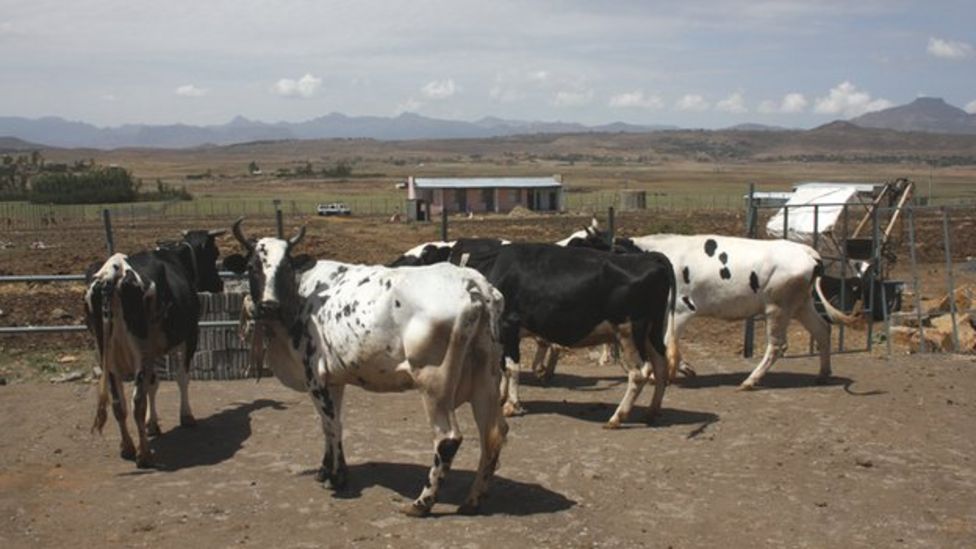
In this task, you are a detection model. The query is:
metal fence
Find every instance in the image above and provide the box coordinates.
[743,189,976,358]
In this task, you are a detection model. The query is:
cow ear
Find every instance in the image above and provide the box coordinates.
[222,254,248,273]
[291,254,315,273]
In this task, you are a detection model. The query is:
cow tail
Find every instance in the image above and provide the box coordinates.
[92,278,116,434]
[812,260,862,325]
[664,256,682,382]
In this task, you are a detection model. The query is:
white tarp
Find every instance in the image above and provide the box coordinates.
[766,185,865,244]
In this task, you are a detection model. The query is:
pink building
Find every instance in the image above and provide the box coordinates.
[405,176,564,220]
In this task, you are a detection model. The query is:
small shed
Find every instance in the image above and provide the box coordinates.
[405,176,564,219]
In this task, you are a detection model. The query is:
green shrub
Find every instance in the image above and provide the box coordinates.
[29,167,139,204]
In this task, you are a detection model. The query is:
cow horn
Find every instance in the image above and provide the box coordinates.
[180,229,189,237]
[590,217,599,229]
[288,225,306,248]
[232,217,254,252]
[208,229,227,237]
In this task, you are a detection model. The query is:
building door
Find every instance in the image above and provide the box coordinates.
[526,189,536,211]
[482,188,494,212]
[455,189,468,213]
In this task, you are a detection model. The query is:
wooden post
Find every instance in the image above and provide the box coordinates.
[102,208,114,256]
[274,199,283,238]
[743,183,756,358]
[440,207,448,241]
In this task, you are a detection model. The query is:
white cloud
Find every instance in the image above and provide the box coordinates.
[715,92,747,113]
[675,94,709,111]
[421,78,456,100]
[927,37,974,59]
[553,89,593,107]
[965,99,976,114]
[608,90,664,109]
[272,73,322,98]
[394,97,422,114]
[814,81,892,117]
[175,84,208,97]
[758,92,808,114]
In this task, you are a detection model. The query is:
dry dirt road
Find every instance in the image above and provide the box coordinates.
[1,350,975,548]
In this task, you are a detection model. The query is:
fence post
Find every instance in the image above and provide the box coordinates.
[102,208,114,256]
[440,208,448,241]
[274,199,283,238]
[607,206,615,245]
[906,205,925,352]
[839,203,848,351]
[811,204,819,354]
[743,183,756,358]
[942,207,960,352]
[866,204,879,351]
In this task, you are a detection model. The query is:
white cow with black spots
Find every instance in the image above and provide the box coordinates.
[560,223,861,389]
[227,219,508,517]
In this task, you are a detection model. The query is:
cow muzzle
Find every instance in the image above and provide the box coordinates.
[255,300,281,319]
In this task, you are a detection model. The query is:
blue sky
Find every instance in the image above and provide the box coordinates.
[1,0,973,128]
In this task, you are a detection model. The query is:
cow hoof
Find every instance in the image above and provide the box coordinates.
[179,414,197,428]
[738,382,756,392]
[315,467,331,484]
[400,503,431,518]
[679,364,698,378]
[502,402,525,417]
[457,501,481,515]
[120,445,137,461]
[603,417,622,430]
[136,455,154,469]
[329,468,349,491]
[146,422,162,437]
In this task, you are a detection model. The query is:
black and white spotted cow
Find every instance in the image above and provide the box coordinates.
[560,223,862,389]
[395,238,679,428]
[228,219,508,517]
[84,229,226,468]
[388,238,510,267]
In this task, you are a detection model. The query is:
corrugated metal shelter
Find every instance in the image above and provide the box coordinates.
[405,176,564,218]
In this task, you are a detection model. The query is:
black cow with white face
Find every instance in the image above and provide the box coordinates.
[398,238,679,428]
[84,229,225,468]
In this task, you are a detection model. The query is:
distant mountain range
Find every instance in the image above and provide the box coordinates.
[850,97,976,135]
[1,97,973,150]
[0,113,677,150]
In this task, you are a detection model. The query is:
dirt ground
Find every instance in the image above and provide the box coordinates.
[2,207,976,547]
[1,350,975,548]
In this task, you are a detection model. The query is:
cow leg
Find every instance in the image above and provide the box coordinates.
[797,299,832,382]
[459,362,509,515]
[145,366,161,437]
[108,372,136,461]
[530,342,548,379]
[643,347,670,424]
[131,366,153,468]
[403,396,463,518]
[313,384,348,490]
[176,340,196,427]
[538,346,560,384]
[501,358,525,416]
[606,336,651,429]
[740,307,790,390]
[670,311,696,379]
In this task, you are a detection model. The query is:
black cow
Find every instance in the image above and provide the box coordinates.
[84,229,225,468]
[402,238,679,428]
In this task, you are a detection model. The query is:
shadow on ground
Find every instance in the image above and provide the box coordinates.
[519,371,624,392]
[144,398,288,472]
[299,462,576,517]
[520,399,719,429]
[677,371,855,390]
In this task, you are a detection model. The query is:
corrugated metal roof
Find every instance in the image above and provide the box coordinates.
[413,177,562,189]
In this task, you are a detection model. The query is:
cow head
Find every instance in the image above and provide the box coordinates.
[388,241,455,267]
[156,229,226,293]
[227,217,308,323]
[557,220,643,254]
[180,229,226,293]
